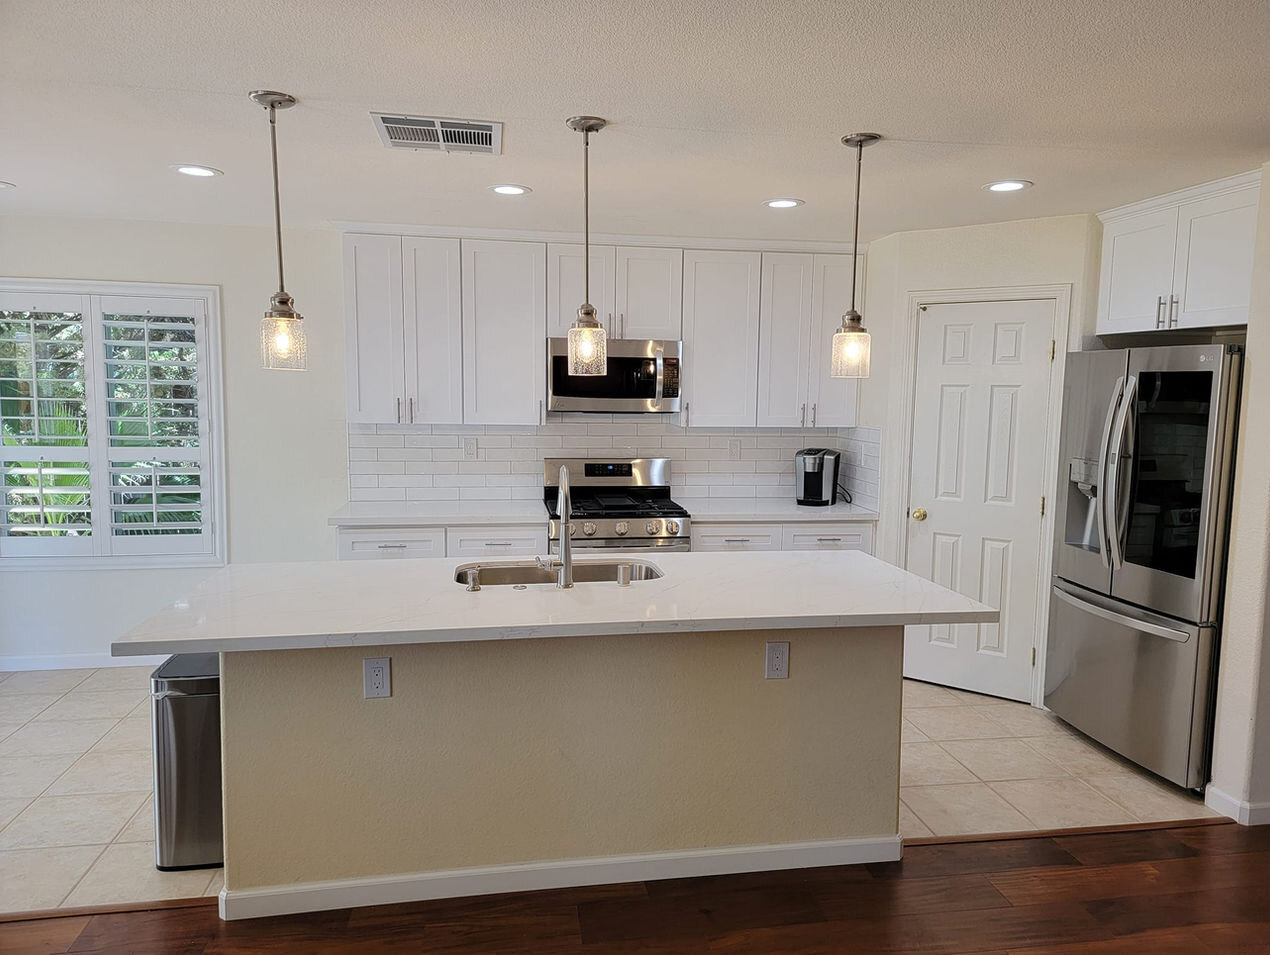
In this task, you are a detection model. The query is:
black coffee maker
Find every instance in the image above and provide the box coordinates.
[794,448,841,506]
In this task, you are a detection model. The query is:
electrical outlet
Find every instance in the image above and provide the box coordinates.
[764,641,789,679]
[728,438,742,460]
[463,437,478,460]
[363,657,391,699]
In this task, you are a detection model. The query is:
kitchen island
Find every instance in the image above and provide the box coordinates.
[113,550,995,920]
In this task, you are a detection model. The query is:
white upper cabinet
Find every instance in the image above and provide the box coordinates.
[343,234,406,424]
[756,253,814,427]
[682,250,762,427]
[403,237,463,424]
[461,239,547,426]
[615,246,683,340]
[546,243,617,338]
[807,253,860,428]
[1097,174,1260,334]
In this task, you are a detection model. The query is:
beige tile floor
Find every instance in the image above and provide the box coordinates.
[0,667,223,913]
[0,668,1219,914]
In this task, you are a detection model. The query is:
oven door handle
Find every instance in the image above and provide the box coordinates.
[654,345,665,402]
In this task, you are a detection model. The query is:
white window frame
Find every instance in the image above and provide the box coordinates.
[1,278,226,570]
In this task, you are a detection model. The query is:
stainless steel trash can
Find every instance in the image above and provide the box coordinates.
[151,653,223,870]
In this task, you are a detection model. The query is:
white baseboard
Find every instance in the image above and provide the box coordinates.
[218,833,902,921]
[0,653,169,672]
[1204,784,1270,826]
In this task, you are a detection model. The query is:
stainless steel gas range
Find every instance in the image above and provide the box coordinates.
[544,457,691,553]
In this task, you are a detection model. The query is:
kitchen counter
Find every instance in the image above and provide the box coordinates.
[111,550,992,657]
[327,498,877,528]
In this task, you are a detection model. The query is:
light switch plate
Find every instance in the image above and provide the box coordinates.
[363,657,391,698]
[765,641,789,679]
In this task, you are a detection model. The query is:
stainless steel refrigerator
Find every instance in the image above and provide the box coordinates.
[1046,343,1241,789]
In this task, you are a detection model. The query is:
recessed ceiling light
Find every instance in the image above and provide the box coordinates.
[491,184,531,196]
[171,164,223,178]
[984,179,1033,193]
[765,198,804,208]
[0,181,15,189]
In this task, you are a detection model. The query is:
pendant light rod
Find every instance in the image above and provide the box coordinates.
[566,116,607,308]
[249,90,298,297]
[840,133,881,315]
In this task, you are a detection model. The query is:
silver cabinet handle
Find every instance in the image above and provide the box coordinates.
[1169,295,1179,328]
[483,541,512,547]
[1052,585,1189,643]
[1155,296,1165,329]
[723,538,751,543]
[408,397,415,423]
[811,403,817,428]
[539,398,545,424]
[817,537,843,543]
[607,313,615,337]
[683,401,690,427]
[377,543,409,550]
[619,312,625,338]
[800,403,806,427]
[395,397,402,423]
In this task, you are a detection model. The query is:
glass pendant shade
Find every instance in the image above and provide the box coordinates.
[567,305,607,376]
[261,293,308,371]
[831,313,871,378]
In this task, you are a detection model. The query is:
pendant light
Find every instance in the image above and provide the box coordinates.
[565,116,608,376]
[250,90,308,372]
[831,132,881,378]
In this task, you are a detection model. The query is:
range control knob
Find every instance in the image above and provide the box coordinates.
[646,520,662,535]
[582,521,597,537]
[666,520,681,535]
[567,522,577,537]
[615,521,630,536]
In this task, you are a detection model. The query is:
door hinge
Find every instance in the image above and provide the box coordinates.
[1031,647,1037,666]
[1040,496,1046,517]
[1049,339,1056,361]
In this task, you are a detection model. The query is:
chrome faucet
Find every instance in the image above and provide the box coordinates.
[536,464,574,588]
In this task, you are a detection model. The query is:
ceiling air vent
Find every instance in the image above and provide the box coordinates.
[370,113,503,155]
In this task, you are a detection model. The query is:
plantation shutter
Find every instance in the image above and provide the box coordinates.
[0,292,94,558]
[95,296,212,556]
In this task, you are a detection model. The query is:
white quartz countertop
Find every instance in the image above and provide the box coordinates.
[328,499,877,528]
[112,550,995,657]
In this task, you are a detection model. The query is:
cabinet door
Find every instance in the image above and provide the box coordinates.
[615,246,683,339]
[781,522,874,553]
[1171,186,1259,329]
[338,527,446,560]
[808,253,861,427]
[1096,209,1178,334]
[756,253,814,427]
[691,523,782,551]
[682,250,762,428]
[446,525,548,558]
[343,234,405,423]
[403,237,463,424]
[461,240,547,425]
[546,244,617,338]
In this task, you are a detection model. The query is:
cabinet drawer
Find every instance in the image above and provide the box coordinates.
[339,528,445,560]
[691,523,782,552]
[782,522,874,553]
[446,525,547,558]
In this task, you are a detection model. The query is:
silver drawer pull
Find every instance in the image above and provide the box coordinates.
[816,537,843,543]
[483,541,513,547]
[377,543,409,550]
[723,538,751,543]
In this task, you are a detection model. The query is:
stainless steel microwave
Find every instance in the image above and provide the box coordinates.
[546,338,682,413]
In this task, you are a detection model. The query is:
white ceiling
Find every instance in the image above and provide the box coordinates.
[2,0,1268,242]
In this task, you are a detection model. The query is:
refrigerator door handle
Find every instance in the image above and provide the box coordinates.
[1052,585,1190,643]
[1095,376,1124,569]
[1104,375,1137,570]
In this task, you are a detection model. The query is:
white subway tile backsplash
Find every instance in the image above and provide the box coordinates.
[345,420,882,507]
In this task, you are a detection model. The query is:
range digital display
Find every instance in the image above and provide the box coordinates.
[585,462,633,477]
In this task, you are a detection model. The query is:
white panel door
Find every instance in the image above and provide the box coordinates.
[461,239,546,426]
[343,234,405,423]
[615,246,683,340]
[1172,186,1259,329]
[808,253,861,428]
[681,250,762,428]
[756,253,814,428]
[1096,209,1178,334]
[403,237,463,424]
[904,299,1055,702]
[546,243,617,338]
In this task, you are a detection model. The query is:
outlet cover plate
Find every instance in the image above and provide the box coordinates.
[765,641,789,679]
[363,657,391,698]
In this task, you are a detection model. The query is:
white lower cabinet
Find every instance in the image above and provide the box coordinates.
[691,524,783,552]
[446,526,548,558]
[781,522,874,552]
[338,528,446,560]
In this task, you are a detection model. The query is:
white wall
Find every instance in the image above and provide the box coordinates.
[1209,160,1270,823]
[859,214,1103,563]
[0,215,347,668]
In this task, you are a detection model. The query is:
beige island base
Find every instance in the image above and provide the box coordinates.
[112,550,996,920]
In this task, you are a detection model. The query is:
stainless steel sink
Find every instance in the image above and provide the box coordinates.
[454,558,663,588]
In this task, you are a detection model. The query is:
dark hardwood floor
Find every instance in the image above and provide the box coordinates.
[4,823,1270,953]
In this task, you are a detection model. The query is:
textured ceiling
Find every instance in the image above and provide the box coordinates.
[1,0,1268,241]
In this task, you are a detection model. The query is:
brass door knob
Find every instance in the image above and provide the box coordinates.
[912,507,928,522]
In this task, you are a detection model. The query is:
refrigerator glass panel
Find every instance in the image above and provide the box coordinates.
[1122,370,1212,580]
